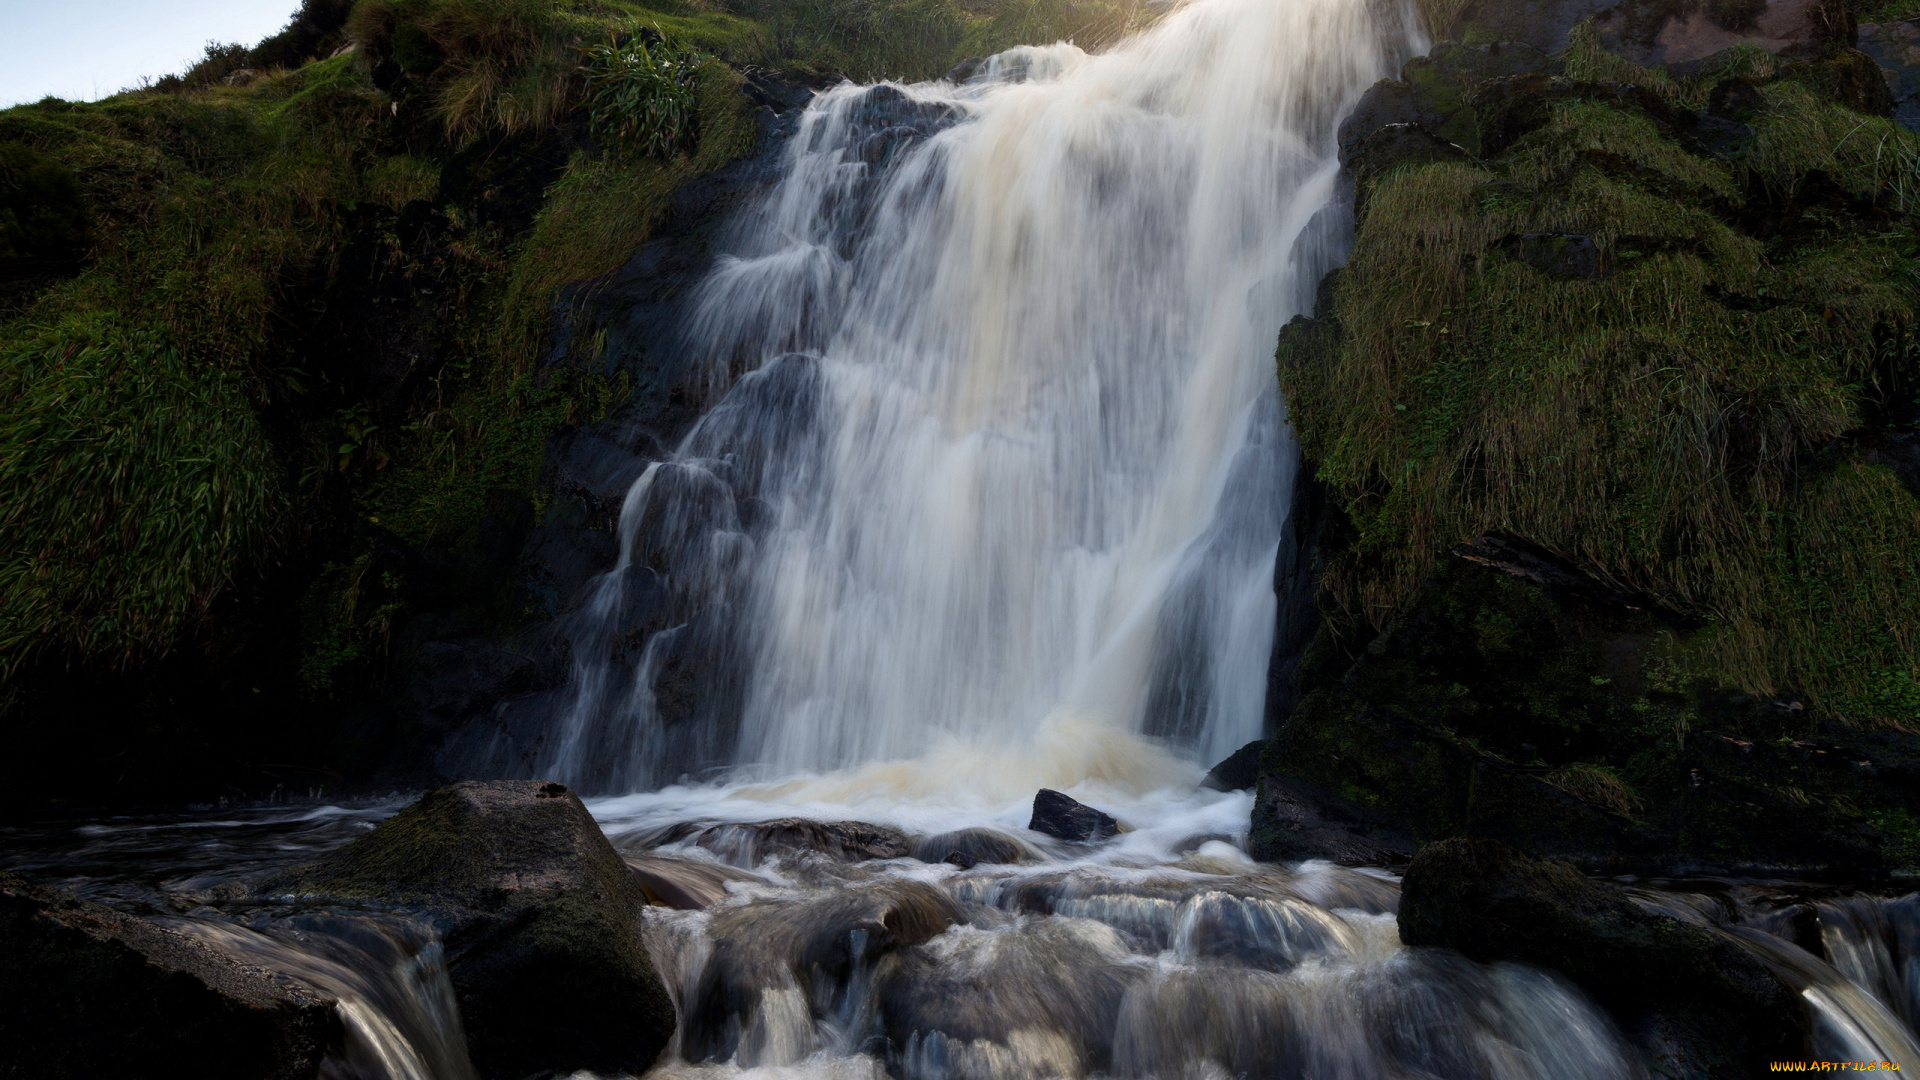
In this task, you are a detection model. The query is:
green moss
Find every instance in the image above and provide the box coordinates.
[1282,74,1920,722]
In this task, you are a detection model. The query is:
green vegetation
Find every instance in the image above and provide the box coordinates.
[1281,38,1920,727]
[0,0,1151,713]
[0,321,282,679]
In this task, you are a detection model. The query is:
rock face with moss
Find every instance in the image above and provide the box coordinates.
[265,779,672,1079]
[1261,0,1920,875]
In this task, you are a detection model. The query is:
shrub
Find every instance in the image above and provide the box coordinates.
[581,31,703,159]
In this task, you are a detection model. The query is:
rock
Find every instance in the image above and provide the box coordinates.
[0,872,338,1079]
[1252,532,1920,877]
[1398,837,1810,1076]
[625,853,762,909]
[263,780,674,1080]
[1248,770,1416,867]
[661,817,914,866]
[1500,232,1604,279]
[911,827,1038,867]
[685,880,961,1062]
[1029,789,1119,843]
[1201,739,1270,792]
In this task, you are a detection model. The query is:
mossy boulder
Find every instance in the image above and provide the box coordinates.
[0,872,338,1079]
[1399,837,1809,1077]
[263,780,674,1080]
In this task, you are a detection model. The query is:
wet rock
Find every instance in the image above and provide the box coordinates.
[1399,837,1810,1076]
[877,916,1141,1080]
[1029,789,1119,844]
[0,872,338,1079]
[624,853,761,909]
[687,880,961,1063]
[263,780,674,1080]
[1201,739,1270,792]
[661,817,914,866]
[912,827,1038,867]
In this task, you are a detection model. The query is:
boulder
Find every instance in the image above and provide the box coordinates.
[263,780,674,1080]
[1200,739,1270,792]
[0,872,338,1080]
[1399,837,1810,1076]
[1029,789,1119,844]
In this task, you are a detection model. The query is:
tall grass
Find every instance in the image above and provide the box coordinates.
[0,321,284,677]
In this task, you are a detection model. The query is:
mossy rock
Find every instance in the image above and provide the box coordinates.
[264,780,674,1080]
[1254,538,1920,876]
[1399,837,1809,1077]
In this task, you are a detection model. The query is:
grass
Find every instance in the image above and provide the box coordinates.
[1281,76,1920,723]
[0,319,284,678]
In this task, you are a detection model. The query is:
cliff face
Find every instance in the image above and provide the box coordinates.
[1261,0,1920,877]
[0,0,1157,814]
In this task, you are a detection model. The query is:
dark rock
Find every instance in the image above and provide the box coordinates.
[912,827,1037,867]
[1249,769,1416,867]
[1029,789,1119,843]
[406,640,539,741]
[1399,837,1810,1076]
[0,872,338,1080]
[1347,123,1471,192]
[661,817,914,866]
[944,56,988,83]
[1201,739,1271,792]
[263,780,674,1080]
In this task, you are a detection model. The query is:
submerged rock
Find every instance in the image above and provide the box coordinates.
[0,872,338,1079]
[263,780,673,1080]
[912,827,1039,868]
[1399,837,1809,1076]
[1029,789,1120,844]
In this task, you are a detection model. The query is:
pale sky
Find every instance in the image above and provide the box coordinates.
[0,1,302,108]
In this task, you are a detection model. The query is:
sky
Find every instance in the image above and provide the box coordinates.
[0,1,302,108]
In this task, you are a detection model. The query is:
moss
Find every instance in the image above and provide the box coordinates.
[1282,67,1920,724]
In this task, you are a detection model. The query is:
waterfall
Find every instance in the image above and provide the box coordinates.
[543,0,1410,795]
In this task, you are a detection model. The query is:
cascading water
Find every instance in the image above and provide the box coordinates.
[542,0,1405,796]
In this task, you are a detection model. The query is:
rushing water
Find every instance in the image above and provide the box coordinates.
[538,0,1408,795]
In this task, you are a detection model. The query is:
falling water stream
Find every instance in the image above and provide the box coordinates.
[6,0,1920,1075]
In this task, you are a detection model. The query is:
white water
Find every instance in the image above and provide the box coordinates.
[542,0,1410,797]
